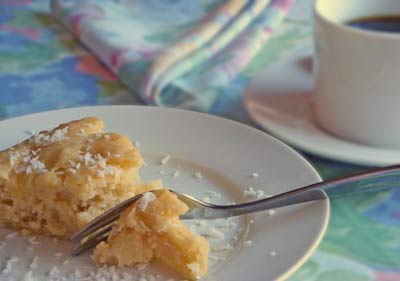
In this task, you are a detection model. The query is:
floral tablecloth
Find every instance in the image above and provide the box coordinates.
[0,0,399,280]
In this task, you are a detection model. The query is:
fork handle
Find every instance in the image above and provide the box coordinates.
[183,164,400,219]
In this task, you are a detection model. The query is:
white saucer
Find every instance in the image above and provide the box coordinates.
[244,50,400,167]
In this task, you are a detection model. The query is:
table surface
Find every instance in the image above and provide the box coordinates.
[1,1,399,280]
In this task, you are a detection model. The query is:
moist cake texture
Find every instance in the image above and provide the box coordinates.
[0,117,143,237]
[92,187,209,280]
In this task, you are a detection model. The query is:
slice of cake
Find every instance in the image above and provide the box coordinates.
[92,188,209,280]
[0,117,143,237]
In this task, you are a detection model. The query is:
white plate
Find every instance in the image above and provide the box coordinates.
[244,50,400,167]
[0,105,329,281]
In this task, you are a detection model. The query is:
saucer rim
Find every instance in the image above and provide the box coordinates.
[244,55,400,167]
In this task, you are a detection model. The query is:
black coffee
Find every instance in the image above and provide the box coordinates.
[347,15,400,33]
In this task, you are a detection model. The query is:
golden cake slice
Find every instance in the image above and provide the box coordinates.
[0,117,143,237]
[92,188,210,280]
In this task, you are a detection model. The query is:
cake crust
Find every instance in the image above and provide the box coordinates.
[0,117,143,237]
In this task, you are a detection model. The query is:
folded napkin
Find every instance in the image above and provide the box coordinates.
[51,0,292,112]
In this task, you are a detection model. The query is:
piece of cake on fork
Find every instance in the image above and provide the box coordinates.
[92,187,210,280]
[0,117,143,237]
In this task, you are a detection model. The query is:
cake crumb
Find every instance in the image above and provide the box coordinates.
[251,172,259,178]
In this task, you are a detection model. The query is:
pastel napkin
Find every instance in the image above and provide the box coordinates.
[51,0,293,112]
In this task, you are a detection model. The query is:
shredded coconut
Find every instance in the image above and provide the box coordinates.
[243,186,257,198]
[5,231,18,239]
[77,152,121,179]
[205,226,225,239]
[268,251,277,257]
[25,129,36,136]
[172,170,180,178]
[211,243,234,252]
[76,128,87,137]
[266,209,276,217]
[205,190,221,199]
[251,172,259,178]
[160,155,171,165]
[243,186,266,199]
[243,240,253,248]
[13,150,48,175]
[135,263,148,271]
[22,271,34,281]
[68,168,77,174]
[138,192,156,212]
[209,255,220,261]
[2,256,18,274]
[229,221,237,228]
[28,236,39,245]
[29,256,38,269]
[48,266,60,277]
[74,269,82,278]
[187,262,201,278]
[31,126,68,146]
[9,151,20,166]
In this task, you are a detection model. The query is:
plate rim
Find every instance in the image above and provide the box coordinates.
[0,105,329,280]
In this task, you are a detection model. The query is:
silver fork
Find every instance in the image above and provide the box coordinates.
[71,164,400,255]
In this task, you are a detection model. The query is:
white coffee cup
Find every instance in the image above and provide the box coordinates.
[313,0,400,149]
